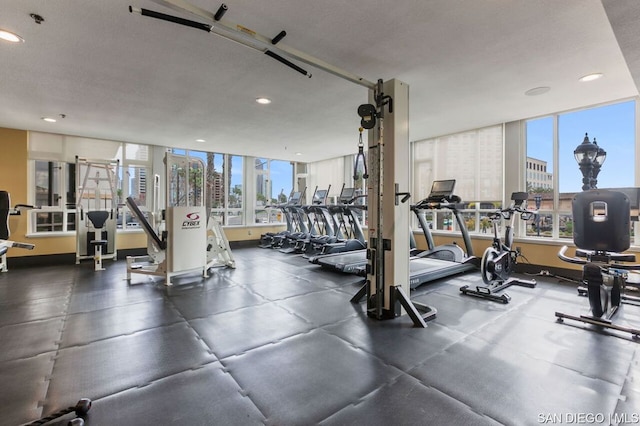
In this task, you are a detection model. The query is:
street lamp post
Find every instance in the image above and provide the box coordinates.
[573,133,606,191]
[533,194,542,237]
[590,138,607,189]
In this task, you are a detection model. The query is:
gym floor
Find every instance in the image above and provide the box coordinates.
[2,247,640,426]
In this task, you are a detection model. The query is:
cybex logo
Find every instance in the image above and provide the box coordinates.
[182,212,201,229]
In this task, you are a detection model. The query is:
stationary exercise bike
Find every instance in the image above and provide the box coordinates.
[460,192,536,303]
[557,189,640,339]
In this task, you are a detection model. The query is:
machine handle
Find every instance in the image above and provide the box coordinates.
[557,245,587,265]
[394,183,410,205]
[558,245,640,269]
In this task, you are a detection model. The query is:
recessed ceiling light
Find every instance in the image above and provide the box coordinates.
[295,152,302,156]
[256,97,271,105]
[578,73,604,82]
[195,139,206,143]
[0,29,24,43]
[524,86,551,96]
[42,117,57,123]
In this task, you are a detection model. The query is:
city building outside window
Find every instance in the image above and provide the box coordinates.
[255,158,293,224]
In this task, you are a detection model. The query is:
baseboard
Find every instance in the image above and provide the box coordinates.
[5,245,585,283]
[5,248,149,269]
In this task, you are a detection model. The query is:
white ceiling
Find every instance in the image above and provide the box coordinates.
[0,0,638,162]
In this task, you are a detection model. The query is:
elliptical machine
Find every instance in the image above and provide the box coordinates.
[460,192,537,303]
[557,189,640,339]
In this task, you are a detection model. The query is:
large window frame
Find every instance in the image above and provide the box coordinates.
[523,98,638,244]
[31,160,76,233]
[27,134,153,235]
[206,152,244,226]
[28,137,298,235]
[119,144,153,231]
[411,124,504,235]
[254,158,294,224]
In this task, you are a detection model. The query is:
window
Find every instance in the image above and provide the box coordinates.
[32,160,75,232]
[269,160,293,204]
[308,156,347,204]
[26,133,300,233]
[412,125,503,234]
[254,158,293,224]
[119,144,152,230]
[525,99,636,240]
[254,158,270,224]
[207,153,244,226]
[227,155,244,225]
[525,116,554,238]
[167,152,205,207]
[28,133,153,234]
[120,164,150,229]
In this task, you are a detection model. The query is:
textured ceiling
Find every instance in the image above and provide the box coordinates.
[0,0,638,162]
[603,0,640,94]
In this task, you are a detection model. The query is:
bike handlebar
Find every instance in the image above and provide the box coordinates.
[489,206,537,221]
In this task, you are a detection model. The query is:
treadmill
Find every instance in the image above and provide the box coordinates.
[308,187,367,270]
[312,230,417,275]
[409,179,478,289]
[313,247,367,274]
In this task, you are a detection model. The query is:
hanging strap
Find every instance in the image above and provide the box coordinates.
[353,127,369,181]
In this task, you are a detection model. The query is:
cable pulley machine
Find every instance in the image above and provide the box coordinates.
[130,0,433,326]
[350,80,433,327]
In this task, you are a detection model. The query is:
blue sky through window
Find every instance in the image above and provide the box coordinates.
[527,100,635,193]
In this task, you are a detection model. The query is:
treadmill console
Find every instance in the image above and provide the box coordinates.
[414,179,461,209]
[314,190,328,204]
[339,188,356,204]
[289,192,302,205]
[428,179,456,200]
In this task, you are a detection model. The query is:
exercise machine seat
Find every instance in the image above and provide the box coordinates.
[86,211,110,231]
[85,210,111,271]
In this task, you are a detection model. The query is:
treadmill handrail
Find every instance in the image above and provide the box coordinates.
[410,195,474,257]
[412,197,462,211]
[126,197,166,250]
